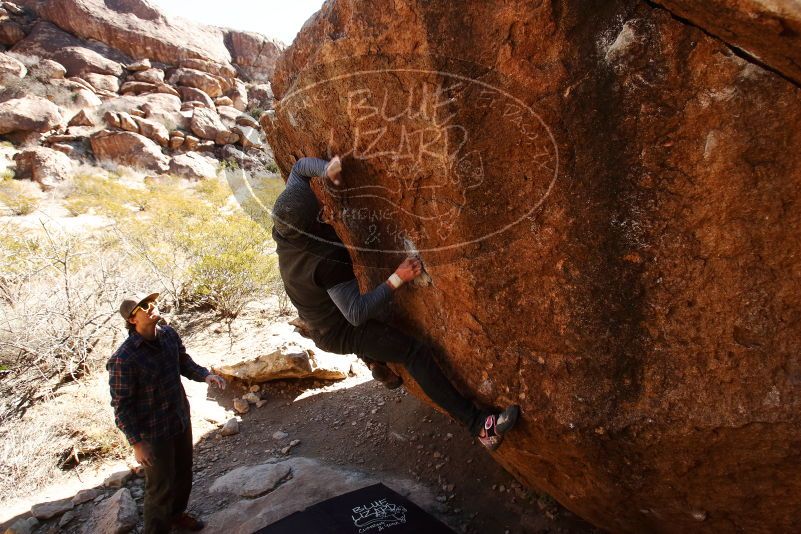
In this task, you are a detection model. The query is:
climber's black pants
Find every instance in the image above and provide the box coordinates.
[317,320,488,436]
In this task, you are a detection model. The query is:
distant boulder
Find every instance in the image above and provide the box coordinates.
[214,344,350,383]
[90,130,169,173]
[169,152,218,181]
[29,58,67,80]
[67,109,95,127]
[0,96,62,134]
[36,0,235,71]
[225,30,283,83]
[190,107,228,141]
[169,67,224,98]
[178,86,214,109]
[125,58,151,72]
[131,67,164,84]
[132,115,169,146]
[83,72,120,93]
[13,146,74,190]
[0,52,26,79]
[0,19,26,46]
[12,22,126,77]
[179,57,236,78]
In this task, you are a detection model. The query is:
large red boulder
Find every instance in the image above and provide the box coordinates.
[653,0,801,85]
[264,0,801,532]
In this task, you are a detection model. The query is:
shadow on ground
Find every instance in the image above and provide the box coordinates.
[2,372,600,534]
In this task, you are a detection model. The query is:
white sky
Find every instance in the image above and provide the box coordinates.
[149,0,325,45]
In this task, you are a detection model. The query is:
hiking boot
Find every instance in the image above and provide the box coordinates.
[172,513,205,531]
[369,362,403,390]
[478,405,520,451]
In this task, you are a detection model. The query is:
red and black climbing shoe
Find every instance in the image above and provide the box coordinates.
[478,405,520,451]
[369,362,403,390]
[172,513,205,531]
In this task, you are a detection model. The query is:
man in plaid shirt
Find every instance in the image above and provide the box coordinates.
[108,292,226,533]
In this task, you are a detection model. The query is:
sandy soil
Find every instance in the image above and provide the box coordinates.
[1,308,599,533]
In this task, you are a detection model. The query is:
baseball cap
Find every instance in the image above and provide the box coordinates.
[119,292,160,319]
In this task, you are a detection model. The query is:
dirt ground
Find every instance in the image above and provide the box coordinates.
[186,370,599,534]
[1,307,600,534]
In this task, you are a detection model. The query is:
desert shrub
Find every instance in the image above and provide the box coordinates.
[193,176,231,207]
[0,231,42,305]
[0,225,154,422]
[264,160,280,174]
[0,374,127,507]
[65,173,146,217]
[0,179,40,215]
[247,106,266,119]
[116,176,280,318]
[180,214,278,318]
[217,158,240,174]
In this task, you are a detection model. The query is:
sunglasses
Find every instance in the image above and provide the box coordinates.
[132,300,156,316]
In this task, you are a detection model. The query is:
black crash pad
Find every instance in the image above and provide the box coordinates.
[254,483,456,534]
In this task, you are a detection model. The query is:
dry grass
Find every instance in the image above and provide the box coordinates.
[0,166,288,504]
[0,373,128,507]
[0,179,41,216]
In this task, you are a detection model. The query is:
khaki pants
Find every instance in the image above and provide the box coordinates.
[143,424,193,534]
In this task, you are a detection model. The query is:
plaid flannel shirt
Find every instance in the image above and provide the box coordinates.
[107,324,209,445]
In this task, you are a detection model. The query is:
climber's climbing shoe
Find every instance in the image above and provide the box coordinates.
[369,362,403,390]
[478,405,520,451]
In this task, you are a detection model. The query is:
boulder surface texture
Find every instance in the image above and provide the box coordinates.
[265,0,801,532]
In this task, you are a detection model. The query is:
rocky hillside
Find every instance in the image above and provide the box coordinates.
[0,0,281,186]
[265,0,801,532]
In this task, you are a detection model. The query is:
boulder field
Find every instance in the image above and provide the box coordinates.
[264,0,801,531]
[0,0,278,181]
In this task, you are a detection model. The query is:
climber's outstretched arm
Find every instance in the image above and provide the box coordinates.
[324,257,423,325]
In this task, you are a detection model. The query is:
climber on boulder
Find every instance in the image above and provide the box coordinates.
[270,155,520,450]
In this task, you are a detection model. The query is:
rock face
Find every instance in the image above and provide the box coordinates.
[210,462,292,498]
[0,52,26,78]
[14,0,284,83]
[265,0,801,532]
[189,107,228,141]
[204,457,440,534]
[168,67,224,97]
[0,0,281,194]
[653,0,801,85]
[12,21,127,77]
[169,152,218,180]
[30,497,74,520]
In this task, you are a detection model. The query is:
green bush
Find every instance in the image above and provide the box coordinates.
[247,106,266,120]
[264,160,279,174]
[194,176,232,208]
[114,175,279,318]
[178,211,276,318]
[65,173,146,217]
[0,180,40,215]
[64,171,282,319]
